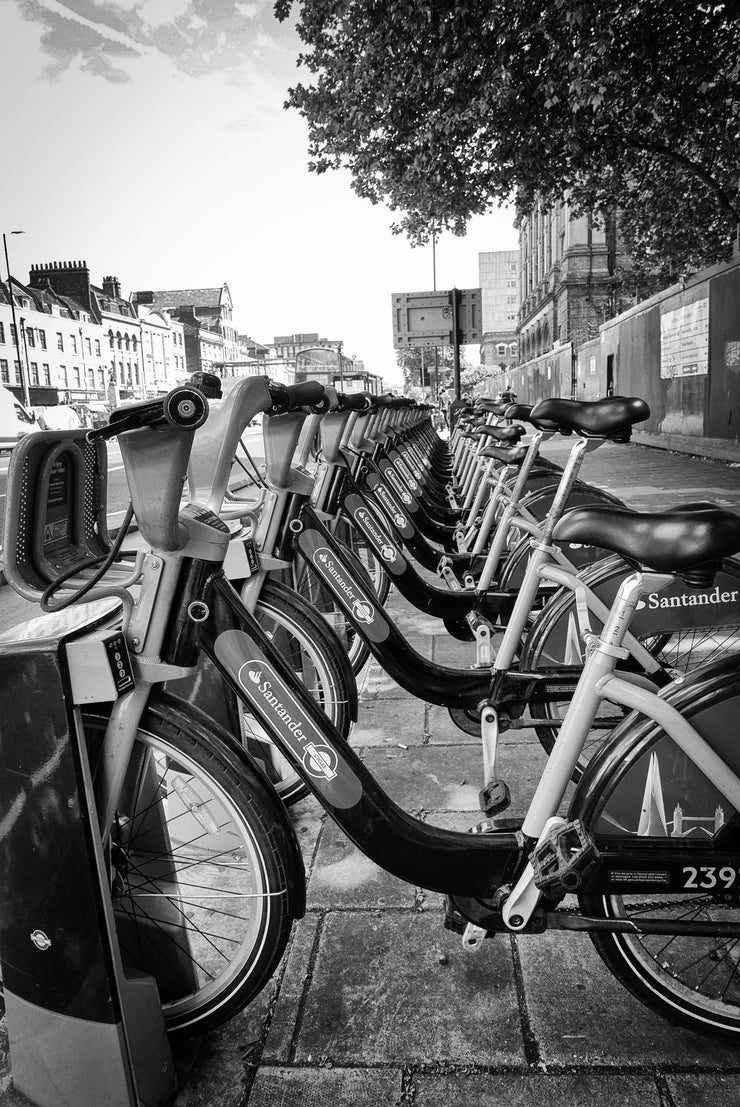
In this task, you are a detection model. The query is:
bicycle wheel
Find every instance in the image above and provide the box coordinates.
[581,891,740,1038]
[245,579,355,804]
[85,695,299,1037]
[522,556,740,776]
[577,668,740,1039]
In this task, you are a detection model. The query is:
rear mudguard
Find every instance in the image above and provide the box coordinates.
[570,656,740,897]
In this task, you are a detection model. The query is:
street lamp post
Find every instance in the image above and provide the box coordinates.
[2,231,31,407]
[337,340,344,390]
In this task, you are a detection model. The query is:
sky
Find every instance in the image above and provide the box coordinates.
[0,0,518,385]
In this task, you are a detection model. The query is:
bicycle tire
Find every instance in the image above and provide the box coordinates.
[245,578,355,804]
[85,695,300,1037]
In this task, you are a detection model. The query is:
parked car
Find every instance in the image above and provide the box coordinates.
[34,404,83,431]
[0,386,40,453]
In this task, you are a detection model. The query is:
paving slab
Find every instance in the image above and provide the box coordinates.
[351,698,428,747]
[516,930,740,1067]
[361,743,482,812]
[306,817,415,910]
[412,1071,663,1106]
[285,913,526,1067]
[667,1073,740,1106]
[249,1065,403,1107]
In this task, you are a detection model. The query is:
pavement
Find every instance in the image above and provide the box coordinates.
[4,438,740,1106]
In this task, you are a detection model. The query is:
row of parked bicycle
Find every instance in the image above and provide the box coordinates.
[3,376,740,1046]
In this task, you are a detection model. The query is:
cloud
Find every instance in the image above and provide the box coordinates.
[13,0,294,84]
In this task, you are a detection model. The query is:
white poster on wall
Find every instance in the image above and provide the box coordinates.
[660,298,709,379]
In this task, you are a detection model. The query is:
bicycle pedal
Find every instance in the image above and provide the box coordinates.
[531,819,600,898]
[439,561,463,591]
[465,611,495,665]
[479,779,511,816]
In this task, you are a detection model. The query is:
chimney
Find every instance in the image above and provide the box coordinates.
[102,275,122,299]
[28,259,92,314]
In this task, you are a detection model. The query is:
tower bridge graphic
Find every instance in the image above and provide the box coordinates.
[600,751,727,838]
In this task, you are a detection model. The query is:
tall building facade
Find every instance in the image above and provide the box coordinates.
[478,250,519,374]
[518,201,624,361]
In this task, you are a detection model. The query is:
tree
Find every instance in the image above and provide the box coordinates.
[274,0,740,274]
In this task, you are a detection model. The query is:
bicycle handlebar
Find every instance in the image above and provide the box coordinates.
[90,386,209,441]
[337,391,372,412]
[268,379,327,414]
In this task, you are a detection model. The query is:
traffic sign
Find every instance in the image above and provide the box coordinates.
[391,288,481,348]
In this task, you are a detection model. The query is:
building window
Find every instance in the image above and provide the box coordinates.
[497,343,507,357]
[42,363,51,385]
[57,332,64,351]
[88,368,95,388]
[589,356,596,376]
[0,359,8,383]
[73,366,81,388]
[26,328,35,347]
[13,360,20,381]
[509,262,517,271]
[509,343,517,357]
[10,324,16,343]
[39,329,46,350]
[70,335,77,354]
[98,369,105,390]
[60,365,68,387]
[108,329,114,349]
[30,361,39,385]
[95,339,101,356]
[0,322,4,343]
[507,279,517,288]
[86,338,92,356]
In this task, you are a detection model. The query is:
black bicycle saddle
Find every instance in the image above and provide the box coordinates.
[530,396,650,441]
[480,444,529,464]
[553,505,740,581]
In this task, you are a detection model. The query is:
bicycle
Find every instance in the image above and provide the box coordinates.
[61,383,740,1040]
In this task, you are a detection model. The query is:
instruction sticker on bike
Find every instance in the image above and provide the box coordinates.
[297,529,391,644]
[344,493,405,575]
[365,474,414,538]
[379,460,417,511]
[214,630,363,809]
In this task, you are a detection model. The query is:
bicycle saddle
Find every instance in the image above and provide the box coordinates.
[530,396,650,440]
[476,399,509,415]
[473,424,525,443]
[505,403,561,433]
[480,444,529,464]
[553,505,740,583]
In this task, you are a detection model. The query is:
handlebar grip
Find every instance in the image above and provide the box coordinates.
[285,380,327,410]
[337,391,371,412]
[268,379,328,414]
